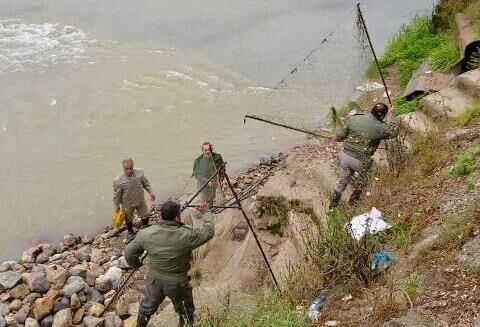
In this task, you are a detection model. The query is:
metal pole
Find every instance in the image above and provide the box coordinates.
[244,115,331,139]
[223,172,281,292]
[185,204,240,209]
[356,3,392,105]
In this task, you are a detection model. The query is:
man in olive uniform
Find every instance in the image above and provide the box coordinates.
[192,142,225,205]
[113,158,156,242]
[125,201,214,327]
[329,103,396,209]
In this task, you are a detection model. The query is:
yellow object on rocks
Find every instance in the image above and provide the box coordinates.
[112,209,125,229]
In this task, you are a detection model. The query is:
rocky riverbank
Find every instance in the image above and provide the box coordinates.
[0,153,287,327]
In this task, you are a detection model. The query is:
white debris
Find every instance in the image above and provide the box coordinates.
[345,207,391,240]
[355,82,384,92]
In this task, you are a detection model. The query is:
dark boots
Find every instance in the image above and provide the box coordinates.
[136,311,151,327]
[126,222,135,243]
[329,191,342,210]
[348,189,362,205]
[141,218,149,229]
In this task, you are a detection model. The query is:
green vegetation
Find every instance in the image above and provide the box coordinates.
[448,145,480,176]
[283,208,382,303]
[412,132,452,176]
[401,275,421,301]
[455,103,480,126]
[366,14,459,88]
[439,205,476,246]
[429,39,460,71]
[198,296,310,327]
[393,95,425,115]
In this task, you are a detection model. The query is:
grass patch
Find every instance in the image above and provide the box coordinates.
[448,145,480,176]
[429,39,460,71]
[198,296,310,327]
[283,208,382,303]
[401,275,421,301]
[412,132,452,176]
[393,95,425,115]
[365,14,458,88]
[438,205,477,246]
[455,103,480,126]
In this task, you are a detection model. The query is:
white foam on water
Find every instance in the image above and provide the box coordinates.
[0,20,88,72]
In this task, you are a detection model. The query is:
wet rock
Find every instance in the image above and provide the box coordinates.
[0,317,5,327]
[0,302,10,316]
[61,276,86,297]
[0,292,11,302]
[22,247,42,264]
[88,303,105,317]
[52,308,71,327]
[102,291,115,307]
[53,297,70,313]
[45,265,68,289]
[25,318,41,327]
[104,313,122,327]
[13,306,29,324]
[9,283,30,299]
[122,316,136,327]
[84,316,104,327]
[23,272,50,293]
[40,315,53,327]
[78,292,87,304]
[127,302,139,316]
[31,289,59,320]
[87,289,104,304]
[75,246,92,262]
[90,250,104,265]
[70,293,81,310]
[10,264,26,274]
[0,271,23,289]
[81,235,95,245]
[103,267,122,288]
[116,257,129,270]
[94,276,112,294]
[24,293,42,305]
[36,245,57,264]
[0,262,12,273]
[9,299,22,311]
[63,234,78,248]
[70,264,88,278]
[72,307,85,325]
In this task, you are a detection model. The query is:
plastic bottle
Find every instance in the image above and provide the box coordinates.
[307,294,327,321]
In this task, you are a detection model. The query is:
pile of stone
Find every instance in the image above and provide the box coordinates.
[0,228,140,327]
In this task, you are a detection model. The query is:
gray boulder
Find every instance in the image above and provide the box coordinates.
[0,271,22,289]
[52,308,72,327]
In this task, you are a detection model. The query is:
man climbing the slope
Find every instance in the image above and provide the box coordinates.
[125,201,214,327]
[113,158,156,242]
[192,141,225,205]
[329,103,397,209]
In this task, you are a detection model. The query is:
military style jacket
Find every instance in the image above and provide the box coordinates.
[124,212,214,283]
[336,112,396,160]
[113,169,152,209]
[192,152,225,183]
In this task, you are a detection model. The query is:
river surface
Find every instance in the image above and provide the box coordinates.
[0,0,433,260]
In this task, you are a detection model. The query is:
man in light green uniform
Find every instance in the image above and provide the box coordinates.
[192,142,225,205]
[125,201,214,327]
[329,103,397,209]
[113,158,156,242]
